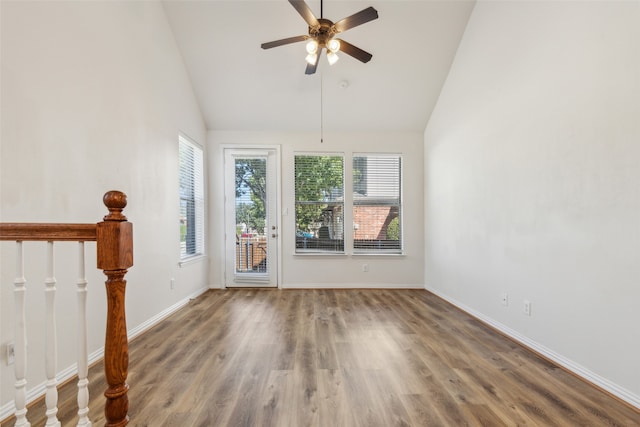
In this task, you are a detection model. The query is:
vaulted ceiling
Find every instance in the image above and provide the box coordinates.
[163,0,476,132]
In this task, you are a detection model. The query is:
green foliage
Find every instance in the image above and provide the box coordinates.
[294,155,343,200]
[235,158,267,234]
[180,223,187,243]
[386,217,400,240]
[294,155,344,232]
[235,159,266,203]
[236,202,265,233]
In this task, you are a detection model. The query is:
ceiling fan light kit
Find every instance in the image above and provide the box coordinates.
[261,0,378,75]
[326,51,339,65]
[305,53,318,66]
[306,40,318,54]
[327,39,340,53]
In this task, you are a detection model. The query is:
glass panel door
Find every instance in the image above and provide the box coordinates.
[224,149,278,287]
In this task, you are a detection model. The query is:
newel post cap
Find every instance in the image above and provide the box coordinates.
[97,190,133,271]
[103,191,128,221]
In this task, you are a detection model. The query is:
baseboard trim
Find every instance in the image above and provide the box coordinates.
[0,286,210,423]
[211,282,424,290]
[425,286,640,411]
[127,287,209,342]
[282,283,424,289]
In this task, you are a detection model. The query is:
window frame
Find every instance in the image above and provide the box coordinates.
[352,153,403,255]
[179,134,205,262]
[294,153,345,254]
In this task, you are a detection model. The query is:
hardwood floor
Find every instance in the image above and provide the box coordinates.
[4,289,639,426]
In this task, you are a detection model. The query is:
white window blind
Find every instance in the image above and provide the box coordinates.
[353,154,402,253]
[294,154,344,253]
[179,135,205,260]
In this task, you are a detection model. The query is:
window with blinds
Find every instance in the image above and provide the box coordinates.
[294,154,345,253]
[353,154,402,253]
[179,135,205,260]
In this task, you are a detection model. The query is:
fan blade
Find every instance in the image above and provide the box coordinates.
[335,39,373,63]
[305,50,321,75]
[305,61,318,75]
[289,0,319,27]
[333,6,378,33]
[261,35,309,50]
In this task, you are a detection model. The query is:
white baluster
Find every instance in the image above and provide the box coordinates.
[44,241,61,427]
[76,242,92,427]
[14,241,31,427]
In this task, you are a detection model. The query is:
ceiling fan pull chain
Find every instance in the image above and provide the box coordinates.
[320,72,324,143]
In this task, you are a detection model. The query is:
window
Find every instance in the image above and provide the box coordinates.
[294,154,344,253]
[179,135,205,260]
[353,154,402,253]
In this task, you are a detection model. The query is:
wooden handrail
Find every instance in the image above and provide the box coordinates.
[0,190,132,426]
[0,223,97,241]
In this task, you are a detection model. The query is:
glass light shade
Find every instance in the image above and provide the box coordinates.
[305,53,318,65]
[327,51,339,65]
[327,39,341,53]
[305,40,319,54]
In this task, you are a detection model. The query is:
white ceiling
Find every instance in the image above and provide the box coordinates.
[163,0,476,132]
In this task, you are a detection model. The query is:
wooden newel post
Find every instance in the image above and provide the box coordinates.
[97,191,133,427]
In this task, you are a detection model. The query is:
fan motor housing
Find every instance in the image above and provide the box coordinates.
[309,18,337,46]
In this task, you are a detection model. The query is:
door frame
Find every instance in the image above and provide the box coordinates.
[222,145,281,288]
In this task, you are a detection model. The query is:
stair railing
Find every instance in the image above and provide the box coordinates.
[0,190,133,427]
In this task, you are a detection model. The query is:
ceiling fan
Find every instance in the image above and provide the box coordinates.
[261,0,379,75]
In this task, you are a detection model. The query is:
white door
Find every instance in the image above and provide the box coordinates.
[224,148,279,287]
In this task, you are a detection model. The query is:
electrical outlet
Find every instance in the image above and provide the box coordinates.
[6,342,15,365]
[170,278,175,290]
[362,264,369,272]
[501,292,508,306]
[524,300,532,316]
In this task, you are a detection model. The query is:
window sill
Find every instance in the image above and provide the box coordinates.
[292,252,405,257]
[179,254,207,267]
[293,252,346,257]
[352,252,405,257]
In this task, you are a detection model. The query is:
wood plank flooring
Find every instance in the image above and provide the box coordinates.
[4,289,639,426]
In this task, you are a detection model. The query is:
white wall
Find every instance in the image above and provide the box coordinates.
[208,131,425,289]
[424,0,640,407]
[0,0,207,413]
